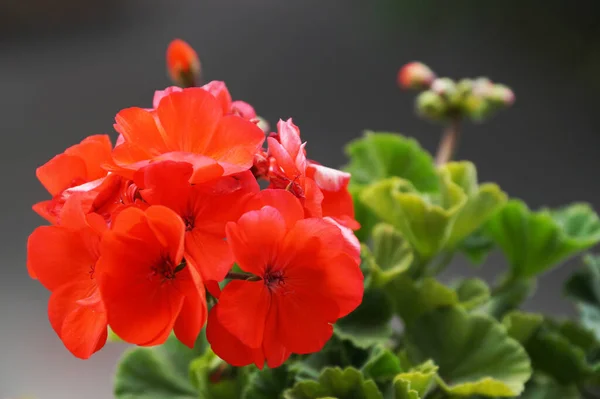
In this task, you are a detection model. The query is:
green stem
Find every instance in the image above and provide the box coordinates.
[435,118,461,166]
[225,271,261,281]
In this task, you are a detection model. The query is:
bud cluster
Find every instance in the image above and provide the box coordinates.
[397,62,515,123]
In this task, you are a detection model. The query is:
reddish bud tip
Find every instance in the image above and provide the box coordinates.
[397,62,436,90]
[166,39,201,88]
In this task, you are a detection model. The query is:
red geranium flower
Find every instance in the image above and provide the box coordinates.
[207,190,364,368]
[26,195,108,359]
[97,205,207,347]
[134,161,259,283]
[33,134,113,224]
[109,87,265,185]
[266,119,359,229]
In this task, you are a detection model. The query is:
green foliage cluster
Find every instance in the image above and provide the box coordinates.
[111,129,600,398]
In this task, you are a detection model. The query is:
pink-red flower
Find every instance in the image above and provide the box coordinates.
[27,195,108,359]
[97,205,207,348]
[134,160,259,283]
[109,87,265,184]
[207,190,363,368]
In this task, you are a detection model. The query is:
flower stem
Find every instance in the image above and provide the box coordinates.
[435,118,461,166]
[225,271,261,281]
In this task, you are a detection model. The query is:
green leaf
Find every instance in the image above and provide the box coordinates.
[524,323,594,384]
[501,311,543,344]
[360,346,402,383]
[291,336,369,382]
[393,361,438,399]
[459,228,496,265]
[565,254,600,341]
[454,278,491,310]
[371,223,414,285]
[486,200,600,278]
[114,333,208,399]
[189,349,248,398]
[360,176,466,262]
[441,162,507,249]
[350,184,381,242]
[405,306,531,397]
[344,131,438,192]
[519,374,581,399]
[284,367,383,399]
[386,276,458,325]
[335,287,394,348]
[242,365,296,399]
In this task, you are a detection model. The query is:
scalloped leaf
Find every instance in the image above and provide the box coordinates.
[393,360,438,399]
[486,200,600,278]
[519,374,580,399]
[371,223,414,285]
[344,131,438,192]
[360,346,403,383]
[350,184,381,242]
[385,276,458,325]
[113,333,207,399]
[283,367,383,399]
[479,278,537,319]
[189,349,248,398]
[501,311,543,344]
[459,228,496,265]
[360,176,466,262]
[441,162,507,250]
[335,286,394,349]
[454,278,491,310]
[242,365,296,399]
[405,307,531,397]
[565,254,600,341]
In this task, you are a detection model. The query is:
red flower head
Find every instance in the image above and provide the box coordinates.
[266,119,359,229]
[109,87,265,185]
[207,190,364,368]
[33,135,113,224]
[26,195,108,359]
[97,205,207,347]
[166,39,201,88]
[134,161,259,283]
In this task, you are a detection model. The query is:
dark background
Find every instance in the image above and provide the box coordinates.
[2,0,600,397]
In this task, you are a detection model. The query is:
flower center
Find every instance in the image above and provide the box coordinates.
[184,215,195,231]
[150,258,186,282]
[264,268,285,291]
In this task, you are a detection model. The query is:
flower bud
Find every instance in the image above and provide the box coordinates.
[166,39,201,88]
[397,62,436,90]
[416,90,448,121]
[487,84,515,107]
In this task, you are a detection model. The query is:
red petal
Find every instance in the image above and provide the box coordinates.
[306,163,350,192]
[36,153,87,196]
[216,280,270,349]
[173,266,207,348]
[225,206,287,276]
[48,282,107,359]
[153,86,183,109]
[243,189,304,229]
[262,299,291,368]
[65,135,113,182]
[156,88,222,153]
[201,81,233,115]
[115,107,171,156]
[185,229,233,282]
[206,304,264,368]
[27,225,99,290]
[204,115,265,176]
[145,205,186,265]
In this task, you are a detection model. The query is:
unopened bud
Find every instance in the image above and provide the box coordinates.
[416,90,448,121]
[431,78,457,97]
[487,84,515,107]
[397,62,436,90]
[166,39,201,88]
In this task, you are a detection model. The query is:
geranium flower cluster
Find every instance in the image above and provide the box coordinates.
[26,81,364,369]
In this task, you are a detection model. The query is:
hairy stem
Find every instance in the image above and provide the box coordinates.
[435,118,461,166]
[225,271,261,281]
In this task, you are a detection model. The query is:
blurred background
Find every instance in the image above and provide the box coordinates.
[1,0,600,397]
